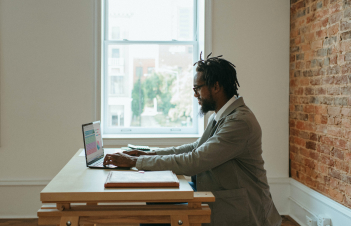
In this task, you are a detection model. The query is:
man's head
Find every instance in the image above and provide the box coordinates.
[193,53,239,115]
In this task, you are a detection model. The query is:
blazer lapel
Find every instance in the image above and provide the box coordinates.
[196,97,246,148]
[196,115,216,148]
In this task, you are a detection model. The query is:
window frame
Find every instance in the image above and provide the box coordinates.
[94,0,212,144]
[101,0,202,135]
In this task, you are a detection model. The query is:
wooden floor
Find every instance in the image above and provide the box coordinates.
[0,216,300,226]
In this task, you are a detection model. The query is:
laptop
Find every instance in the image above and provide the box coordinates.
[82,121,128,169]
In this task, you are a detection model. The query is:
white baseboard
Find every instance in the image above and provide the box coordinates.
[289,179,351,226]
[268,177,291,215]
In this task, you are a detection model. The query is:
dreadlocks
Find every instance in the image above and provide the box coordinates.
[193,52,240,99]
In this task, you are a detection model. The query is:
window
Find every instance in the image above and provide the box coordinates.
[102,0,201,135]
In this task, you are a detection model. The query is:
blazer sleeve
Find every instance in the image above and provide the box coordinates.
[153,138,200,155]
[135,118,250,176]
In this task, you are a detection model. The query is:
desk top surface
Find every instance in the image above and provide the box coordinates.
[41,149,194,203]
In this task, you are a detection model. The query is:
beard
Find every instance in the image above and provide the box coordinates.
[198,92,216,116]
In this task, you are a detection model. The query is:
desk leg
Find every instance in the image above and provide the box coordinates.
[171,215,189,226]
[84,203,97,226]
[60,216,79,226]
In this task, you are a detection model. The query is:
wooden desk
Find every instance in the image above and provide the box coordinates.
[37,149,214,226]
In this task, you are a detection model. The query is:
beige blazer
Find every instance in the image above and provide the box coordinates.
[136,97,282,226]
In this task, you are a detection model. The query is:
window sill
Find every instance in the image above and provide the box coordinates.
[102,134,200,147]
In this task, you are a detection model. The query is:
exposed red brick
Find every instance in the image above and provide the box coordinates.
[327,117,335,125]
[304,105,315,113]
[328,23,339,35]
[335,75,348,85]
[316,124,327,133]
[329,168,341,180]
[317,143,333,154]
[341,108,351,116]
[346,184,351,197]
[328,106,341,116]
[315,87,327,95]
[340,40,351,52]
[315,105,328,114]
[338,54,345,65]
[300,147,310,157]
[329,2,341,14]
[311,21,322,31]
[296,121,305,130]
[305,122,316,131]
[334,138,348,149]
[321,76,334,85]
[330,177,340,189]
[295,136,306,146]
[344,195,351,207]
[316,29,327,38]
[327,126,343,137]
[345,152,351,162]
[315,115,322,124]
[329,12,343,24]
[312,40,323,49]
[321,136,334,145]
[296,61,305,69]
[300,78,310,86]
[327,87,340,95]
[290,0,351,208]
[341,118,351,128]
[306,141,317,150]
[335,159,350,173]
[330,189,344,202]
[316,162,328,174]
[331,147,345,160]
[290,119,296,127]
[316,9,329,20]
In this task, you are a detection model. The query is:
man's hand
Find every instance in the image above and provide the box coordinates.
[123,150,157,157]
[103,152,138,167]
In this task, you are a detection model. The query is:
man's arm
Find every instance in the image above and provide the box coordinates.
[153,138,200,155]
[136,119,250,175]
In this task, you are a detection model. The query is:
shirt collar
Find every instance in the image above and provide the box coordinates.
[214,95,239,122]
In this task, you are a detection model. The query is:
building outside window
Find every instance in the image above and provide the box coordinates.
[103,0,200,134]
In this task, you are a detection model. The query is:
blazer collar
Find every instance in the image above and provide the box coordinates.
[218,96,245,121]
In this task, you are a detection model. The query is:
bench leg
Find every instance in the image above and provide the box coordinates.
[60,216,79,226]
[171,215,189,226]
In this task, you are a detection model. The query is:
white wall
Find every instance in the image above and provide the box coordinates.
[0,0,96,216]
[0,0,290,217]
[212,0,290,178]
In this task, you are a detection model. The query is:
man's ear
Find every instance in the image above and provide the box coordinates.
[213,81,221,93]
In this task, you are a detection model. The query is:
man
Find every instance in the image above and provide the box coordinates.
[103,53,282,226]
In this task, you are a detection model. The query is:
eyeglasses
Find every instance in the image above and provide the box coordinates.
[193,84,206,95]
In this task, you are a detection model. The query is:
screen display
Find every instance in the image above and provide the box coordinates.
[83,122,104,163]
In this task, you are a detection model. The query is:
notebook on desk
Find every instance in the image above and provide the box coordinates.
[104,170,179,188]
[82,121,129,169]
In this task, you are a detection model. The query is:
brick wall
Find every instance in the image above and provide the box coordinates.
[290,0,351,208]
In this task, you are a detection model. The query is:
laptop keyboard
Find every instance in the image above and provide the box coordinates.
[90,158,104,167]
[89,156,117,168]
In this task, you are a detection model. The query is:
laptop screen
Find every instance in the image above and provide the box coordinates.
[82,121,104,163]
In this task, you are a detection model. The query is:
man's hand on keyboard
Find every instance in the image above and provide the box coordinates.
[103,153,138,167]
